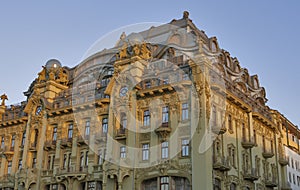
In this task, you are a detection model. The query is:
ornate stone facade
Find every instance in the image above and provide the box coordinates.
[0,12,299,190]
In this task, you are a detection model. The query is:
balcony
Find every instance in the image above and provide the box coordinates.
[44,140,56,151]
[29,143,37,152]
[115,128,127,140]
[278,154,289,166]
[94,133,107,143]
[211,123,227,135]
[241,137,256,149]
[243,168,259,181]
[213,156,231,171]
[60,138,72,148]
[93,164,103,172]
[155,123,172,140]
[77,136,88,146]
[262,149,274,159]
[42,169,54,177]
[265,178,277,188]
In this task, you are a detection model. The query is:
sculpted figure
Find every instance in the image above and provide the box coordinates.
[38,66,46,82]
[119,43,128,59]
[0,94,8,106]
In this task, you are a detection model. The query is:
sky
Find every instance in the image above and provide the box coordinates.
[0,1,299,126]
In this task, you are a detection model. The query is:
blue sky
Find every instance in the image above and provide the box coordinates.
[0,1,299,125]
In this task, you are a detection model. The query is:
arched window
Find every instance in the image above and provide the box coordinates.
[230,183,237,190]
[211,41,218,53]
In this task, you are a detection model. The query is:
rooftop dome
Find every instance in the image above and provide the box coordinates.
[45,59,62,69]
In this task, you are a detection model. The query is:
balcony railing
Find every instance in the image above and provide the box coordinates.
[243,168,259,181]
[155,123,172,140]
[262,149,274,159]
[0,174,15,188]
[115,128,127,140]
[94,133,107,143]
[241,137,256,149]
[265,178,277,188]
[77,135,89,146]
[60,138,72,148]
[44,140,56,150]
[213,156,231,171]
[211,123,227,135]
[278,154,289,166]
[41,169,54,177]
[93,164,103,172]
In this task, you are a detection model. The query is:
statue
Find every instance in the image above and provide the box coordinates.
[57,68,68,85]
[0,94,8,106]
[183,11,189,19]
[133,44,141,56]
[38,66,46,82]
[141,42,151,60]
[119,42,128,59]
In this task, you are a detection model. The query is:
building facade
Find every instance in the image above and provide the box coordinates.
[0,12,299,190]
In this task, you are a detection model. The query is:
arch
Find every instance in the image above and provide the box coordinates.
[168,34,182,45]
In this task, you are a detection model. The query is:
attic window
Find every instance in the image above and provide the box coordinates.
[211,42,218,53]
[226,56,231,68]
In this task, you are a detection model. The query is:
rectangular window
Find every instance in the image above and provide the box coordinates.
[21,131,26,146]
[68,123,73,139]
[11,135,15,149]
[143,110,150,126]
[145,81,151,88]
[142,143,150,161]
[98,150,103,165]
[121,114,127,129]
[163,76,169,84]
[181,139,189,157]
[161,141,169,159]
[32,157,37,168]
[7,161,12,174]
[68,153,71,168]
[160,177,169,190]
[181,103,189,121]
[85,151,89,166]
[48,156,51,169]
[162,106,169,124]
[53,126,57,141]
[63,154,67,169]
[1,136,5,149]
[18,159,22,170]
[120,146,126,158]
[85,120,90,137]
[102,118,108,134]
[80,152,84,168]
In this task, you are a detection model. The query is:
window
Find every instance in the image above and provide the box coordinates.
[68,123,73,139]
[7,161,12,174]
[181,103,189,121]
[85,151,89,166]
[142,143,150,161]
[160,177,169,190]
[85,120,90,137]
[98,150,103,165]
[102,118,108,134]
[53,126,57,141]
[21,131,26,146]
[18,159,22,170]
[253,130,257,144]
[163,76,169,84]
[68,153,72,168]
[63,154,67,169]
[242,123,246,141]
[120,146,126,158]
[161,141,169,159]
[214,178,221,190]
[183,73,189,81]
[228,115,232,131]
[162,106,169,124]
[143,110,150,126]
[47,156,51,169]
[145,81,151,88]
[1,136,4,149]
[181,139,189,157]
[11,134,15,149]
[32,157,37,168]
[121,114,127,129]
[230,183,237,190]
[80,152,84,168]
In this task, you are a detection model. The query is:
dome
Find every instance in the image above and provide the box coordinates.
[45,59,62,69]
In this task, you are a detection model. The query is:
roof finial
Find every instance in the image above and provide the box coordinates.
[183,11,190,19]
